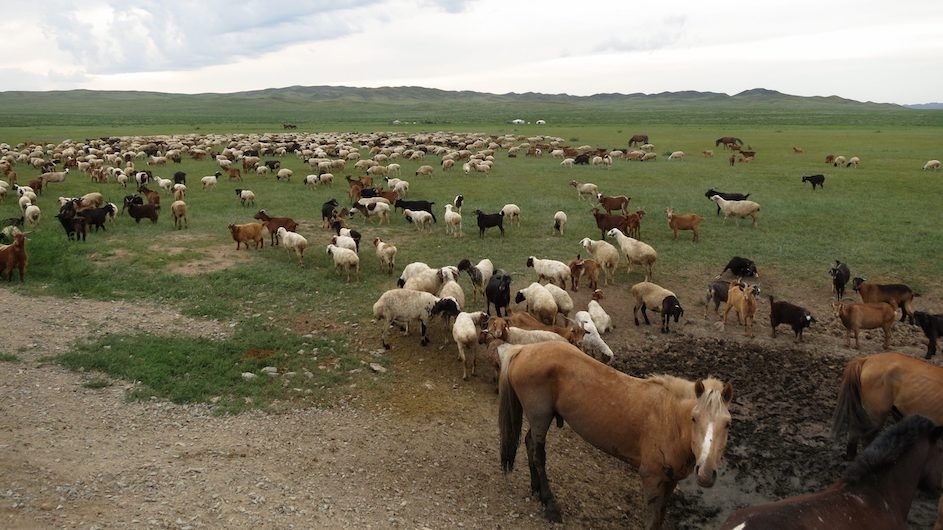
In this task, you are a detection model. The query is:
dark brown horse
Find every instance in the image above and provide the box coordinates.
[628,134,649,147]
[498,341,733,529]
[715,136,743,148]
[721,414,943,530]
[832,352,943,459]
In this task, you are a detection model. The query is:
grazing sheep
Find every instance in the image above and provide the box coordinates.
[453,311,490,380]
[402,266,458,294]
[568,180,597,200]
[373,289,460,348]
[829,260,851,299]
[665,208,702,242]
[23,205,41,227]
[845,156,860,168]
[277,227,308,266]
[170,200,188,230]
[276,168,293,181]
[668,151,685,160]
[702,150,714,157]
[579,237,619,285]
[574,311,614,363]
[526,256,570,288]
[705,188,751,216]
[415,165,434,177]
[852,277,919,324]
[457,258,494,302]
[560,158,575,168]
[606,228,657,281]
[485,270,512,317]
[514,282,558,325]
[397,261,432,288]
[723,282,760,337]
[544,282,574,323]
[326,244,360,282]
[710,195,761,226]
[235,188,256,207]
[914,311,943,359]
[769,296,816,342]
[832,301,895,350]
[201,173,219,190]
[80,192,105,209]
[228,223,264,250]
[833,155,847,167]
[444,204,463,237]
[631,281,683,333]
[552,211,567,236]
[792,146,804,154]
[438,280,466,314]
[923,160,940,171]
[404,208,434,232]
[501,204,521,226]
[373,237,397,274]
[588,289,613,333]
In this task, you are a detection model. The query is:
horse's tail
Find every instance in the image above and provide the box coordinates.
[831,356,873,440]
[498,346,523,474]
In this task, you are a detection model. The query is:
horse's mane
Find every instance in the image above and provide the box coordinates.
[843,415,936,484]
[648,375,726,406]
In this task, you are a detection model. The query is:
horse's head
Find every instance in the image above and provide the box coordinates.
[691,378,733,488]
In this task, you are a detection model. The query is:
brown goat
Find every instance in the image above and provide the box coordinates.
[254,210,299,246]
[666,207,703,242]
[832,300,895,350]
[591,208,630,240]
[226,167,242,181]
[0,232,28,281]
[568,255,599,291]
[626,209,645,239]
[852,277,918,324]
[596,193,631,215]
[723,282,759,336]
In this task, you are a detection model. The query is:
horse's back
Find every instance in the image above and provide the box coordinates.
[863,352,943,423]
[721,487,904,530]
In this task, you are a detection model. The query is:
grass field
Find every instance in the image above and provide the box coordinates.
[2,96,941,411]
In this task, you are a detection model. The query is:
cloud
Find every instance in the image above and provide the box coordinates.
[40,0,383,74]
[593,15,687,53]
[420,0,478,13]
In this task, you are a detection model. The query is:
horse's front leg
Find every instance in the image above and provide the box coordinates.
[640,469,676,530]
[525,428,562,522]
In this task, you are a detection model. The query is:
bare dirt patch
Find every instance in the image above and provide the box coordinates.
[165,243,254,276]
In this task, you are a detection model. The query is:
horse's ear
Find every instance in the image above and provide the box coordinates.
[722,383,733,403]
[694,380,705,398]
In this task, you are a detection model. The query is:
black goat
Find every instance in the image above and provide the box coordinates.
[78,204,115,232]
[321,198,339,227]
[393,199,436,222]
[485,270,512,316]
[722,256,758,278]
[173,171,186,185]
[264,160,281,170]
[705,188,751,215]
[574,153,591,165]
[705,279,741,318]
[475,209,505,238]
[124,196,158,224]
[769,296,816,342]
[801,174,825,190]
[55,212,87,241]
[829,260,851,299]
[914,311,943,359]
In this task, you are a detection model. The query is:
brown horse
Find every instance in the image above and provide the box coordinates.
[832,352,943,459]
[628,134,649,147]
[721,414,943,530]
[715,136,743,148]
[498,341,733,529]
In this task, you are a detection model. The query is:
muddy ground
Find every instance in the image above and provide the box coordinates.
[1,282,940,529]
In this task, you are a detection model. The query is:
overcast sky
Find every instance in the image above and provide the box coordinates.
[3,0,942,104]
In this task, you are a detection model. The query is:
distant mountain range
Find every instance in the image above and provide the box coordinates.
[905,102,943,109]
[0,85,939,128]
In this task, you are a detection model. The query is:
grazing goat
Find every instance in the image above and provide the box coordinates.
[0,232,28,281]
[55,212,87,241]
[852,277,919,323]
[254,210,298,246]
[769,296,815,342]
[802,174,825,190]
[596,193,630,215]
[832,301,895,350]
[665,208,702,242]
[829,261,851,299]
[591,207,630,240]
[474,209,505,238]
[914,311,943,359]
[78,204,116,232]
[124,197,158,224]
[705,279,740,319]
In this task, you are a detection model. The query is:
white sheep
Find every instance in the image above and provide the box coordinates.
[256,165,270,176]
[456,258,494,302]
[846,156,860,168]
[631,281,684,333]
[833,155,847,167]
[544,282,574,323]
[607,228,657,281]
[588,289,613,333]
[444,204,463,237]
[304,174,320,188]
[116,173,129,187]
[923,160,940,170]
[568,180,598,200]
[154,176,173,193]
[398,261,432,287]
[560,158,575,168]
[276,168,294,181]
[525,256,570,288]
[330,234,358,254]
[237,189,256,207]
[318,173,334,185]
[276,227,308,266]
[201,174,218,190]
[18,195,32,211]
[515,282,558,325]
[403,266,458,294]
[438,279,466,312]
[709,195,761,227]
[668,151,685,160]
[170,200,188,230]
[579,237,620,285]
[404,208,434,232]
[415,165,434,177]
[501,204,521,226]
[452,311,489,380]
[552,211,567,236]
[326,244,360,282]
[387,163,401,177]
[372,289,459,349]
[574,311,614,363]
[24,204,41,227]
[373,237,397,274]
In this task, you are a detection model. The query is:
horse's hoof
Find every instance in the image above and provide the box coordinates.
[545,506,563,523]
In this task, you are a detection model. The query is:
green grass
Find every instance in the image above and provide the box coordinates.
[0,353,20,363]
[2,95,940,412]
